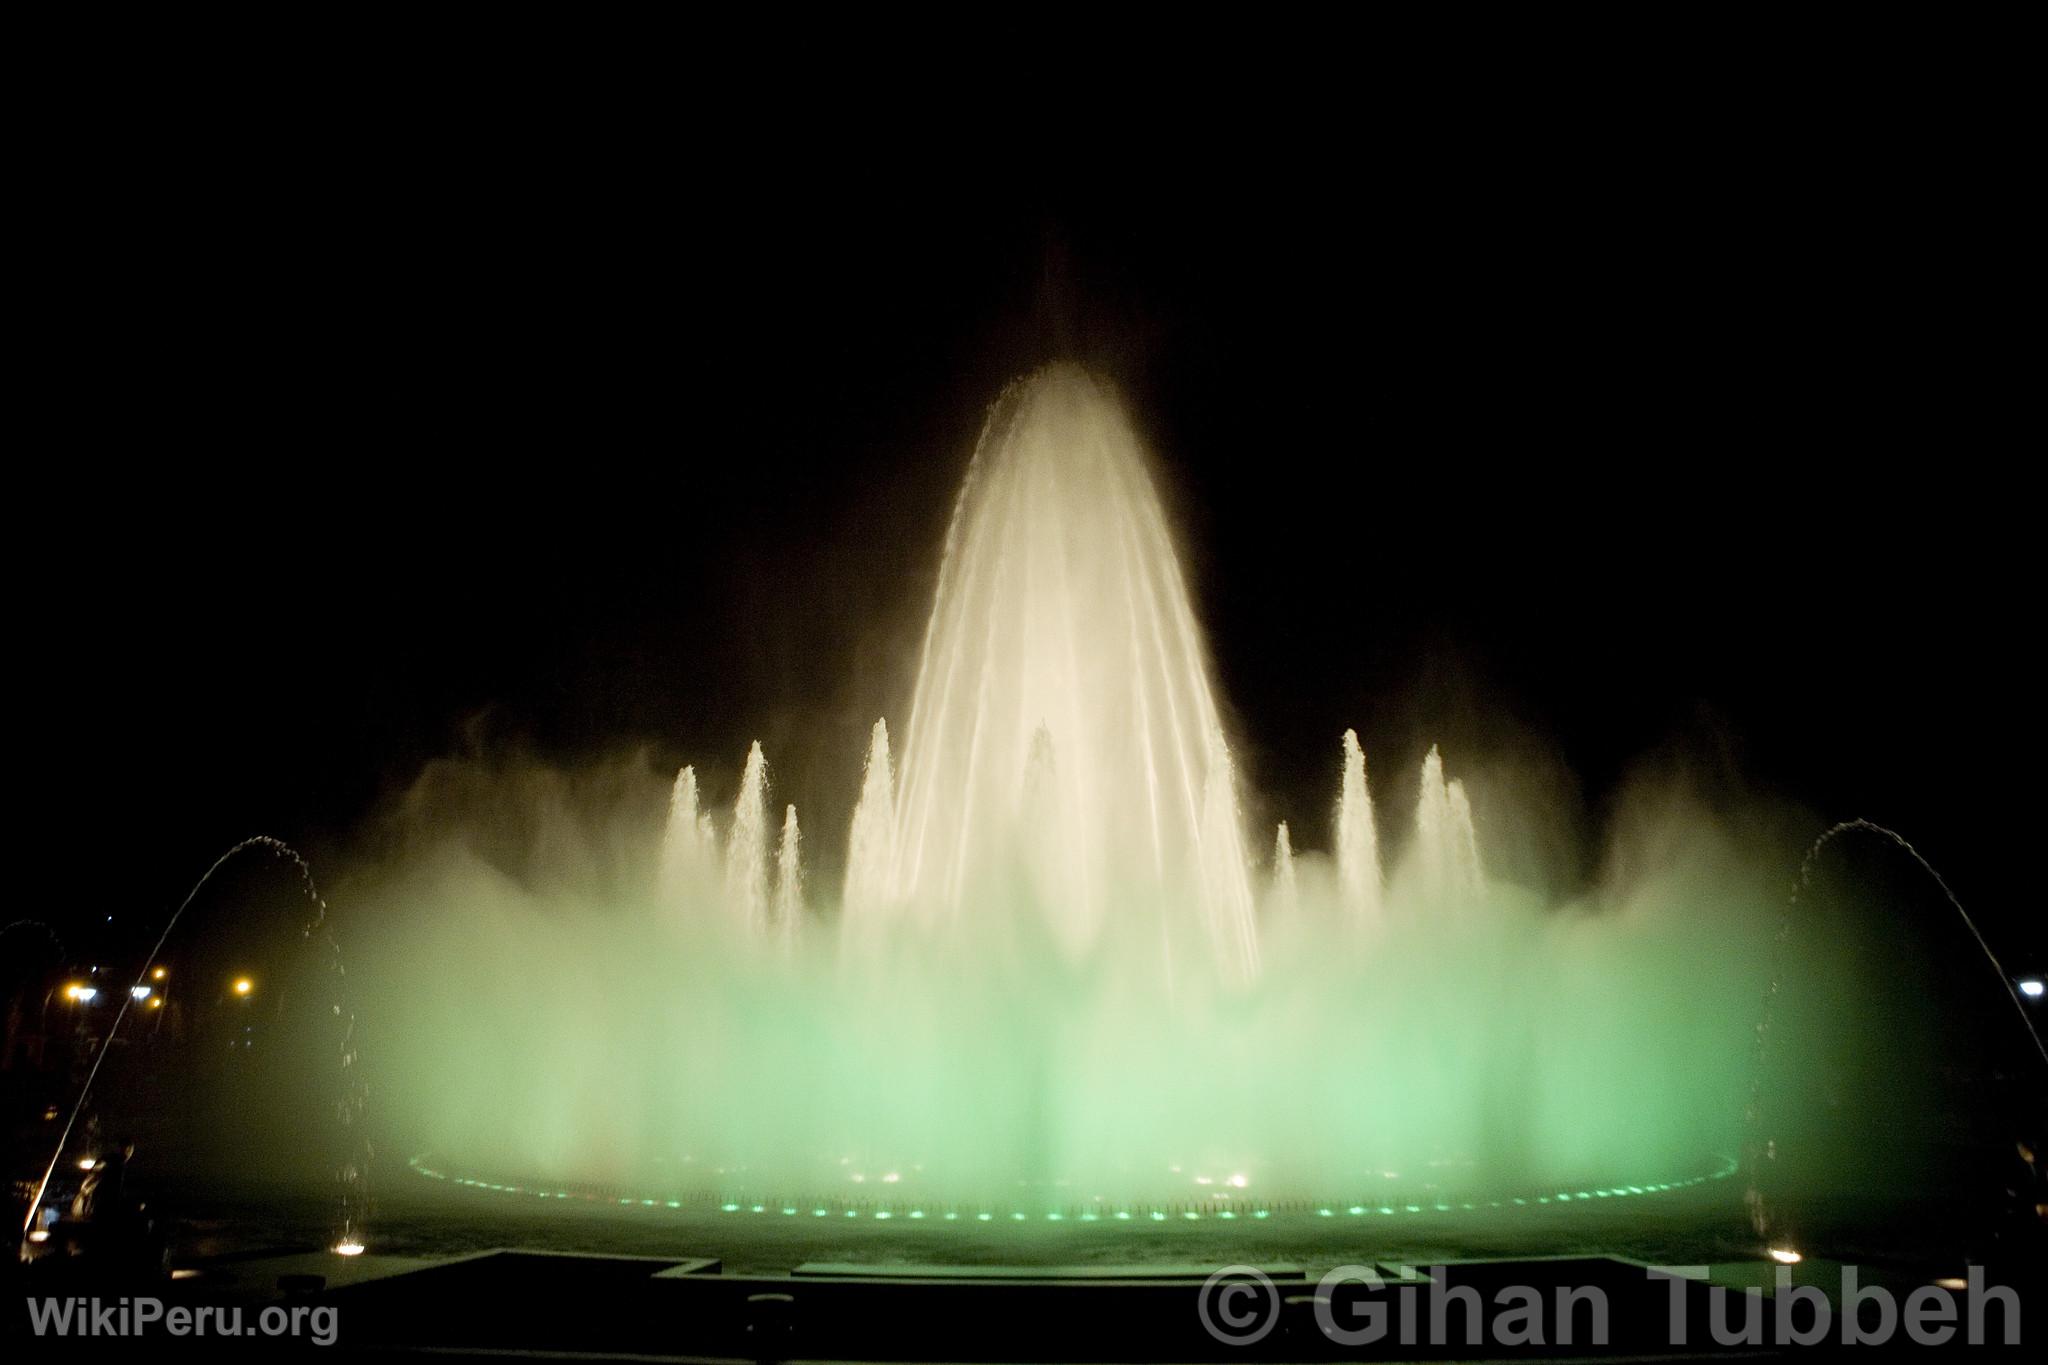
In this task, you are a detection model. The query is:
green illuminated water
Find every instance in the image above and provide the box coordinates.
[353,368,1790,1219]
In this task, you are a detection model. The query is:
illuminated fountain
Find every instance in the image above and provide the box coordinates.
[368,365,1776,1224]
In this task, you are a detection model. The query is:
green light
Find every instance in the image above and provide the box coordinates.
[1149,1211,1166,1221]
[874,1211,891,1219]
[666,1200,682,1209]
[720,1203,739,1212]
[1114,1211,1131,1220]
[977,1212,992,1221]
[1348,1206,1366,1215]
[908,1210,924,1219]
[1253,1210,1269,1219]
[1405,1204,1422,1213]
[813,1209,828,1217]
[1378,1206,1394,1215]
[1012,1212,1027,1221]
[1317,1208,1333,1217]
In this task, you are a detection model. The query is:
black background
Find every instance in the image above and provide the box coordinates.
[19,77,2039,968]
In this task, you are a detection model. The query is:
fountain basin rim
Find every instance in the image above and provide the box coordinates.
[406,1152,1741,1226]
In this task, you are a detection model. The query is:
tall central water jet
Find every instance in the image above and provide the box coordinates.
[847,366,1257,978]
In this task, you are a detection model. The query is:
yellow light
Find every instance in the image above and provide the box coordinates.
[26,1230,49,1244]
[333,1241,366,1257]
[1769,1247,1803,1265]
[152,966,167,981]
[149,997,163,1009]
[1935,1276,1968,1290]
[63,982,95,1002]
[170,1268,201,1280]
[233,978,253,996]
[77,1157,97,1171]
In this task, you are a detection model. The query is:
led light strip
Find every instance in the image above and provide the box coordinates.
[411,1153,1740,1224]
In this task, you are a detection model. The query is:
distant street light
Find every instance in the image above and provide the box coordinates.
[2020,978,2045,1000]
[232,977,254,997]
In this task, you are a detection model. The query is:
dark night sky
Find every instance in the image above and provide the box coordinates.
[20,90,2039,969]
